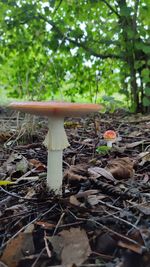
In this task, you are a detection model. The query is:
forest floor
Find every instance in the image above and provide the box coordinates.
[0,107,150,267]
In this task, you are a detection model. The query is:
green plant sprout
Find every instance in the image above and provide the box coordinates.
[96,145,112,155]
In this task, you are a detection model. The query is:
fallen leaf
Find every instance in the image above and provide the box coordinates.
[118,251,144,267]
[28,158,46,171]
[47,235,64,260]
[95,232,117,255]
[35,221,56,229]
[118,240,143,254]
[69,195,82,207]
[59,228,91,267]
[64,164,88,181]
[138,152,150,166]
[87,195,99,206]
[88,167,116,182]
[5,204,28,215]
[0,232,34,267]
[126,140,145,148]
[106,157,134,180]
[4,153,29,176]
[128,131,142,138]
[136,203,150,215]
[75,189,100,199]
[0,132,12,143]
[24,187,36,199]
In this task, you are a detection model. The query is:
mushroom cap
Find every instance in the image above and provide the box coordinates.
[103,130,117,140]
[9,101,102,117]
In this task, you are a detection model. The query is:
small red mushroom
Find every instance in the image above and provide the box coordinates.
[103,130,117,147]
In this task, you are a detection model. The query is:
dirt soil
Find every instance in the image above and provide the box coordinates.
[0,108,150,267]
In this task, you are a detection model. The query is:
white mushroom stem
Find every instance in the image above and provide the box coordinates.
[43,116,70,193]
[106,140,115,148]
[47,150,63,193]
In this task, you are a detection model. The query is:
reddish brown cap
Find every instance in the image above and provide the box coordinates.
[103,130,117,140]
[9,101,102,117]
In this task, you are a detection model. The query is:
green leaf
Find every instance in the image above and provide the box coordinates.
[120,6,132,17]
[141,68,150,83]
[135,42,150,54]
[96,145,111,155]
[142,45,150,54]
[143,96,150,107]
[134,60,145,70]
[145,87,150,97]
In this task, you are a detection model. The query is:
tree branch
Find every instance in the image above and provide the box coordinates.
[38,15,121,60]
[133,0,140,32]
[66,38,121,59]
[100,0,120,18]
[53,0,63,17]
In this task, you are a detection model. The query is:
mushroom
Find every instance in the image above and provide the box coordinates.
[103,130,117,147]
[9,101,102,193]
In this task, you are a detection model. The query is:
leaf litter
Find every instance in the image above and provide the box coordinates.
[0,109,150,267]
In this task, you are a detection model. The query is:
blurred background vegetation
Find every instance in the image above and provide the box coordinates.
[0,0,150,113]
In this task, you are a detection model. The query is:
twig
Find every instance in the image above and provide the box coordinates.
[0,186,37,201]
[0,204,57,250]
[44,231,51,258]
[53,212,65,236]
[100,0,120,18]
[31,247,46,267]
[67,209,147,252]
[98,199,122,211]
[104,209,139,230]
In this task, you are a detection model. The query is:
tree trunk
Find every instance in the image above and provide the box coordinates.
[129,58,139,112]
[118,0,140,112]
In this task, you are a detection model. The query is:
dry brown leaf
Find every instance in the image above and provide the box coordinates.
[0,132,12,143]
[69,195,82,207]
[75,189,99,199]
[0,232,34,267]
[5,204,28,215]
[47,235,64,260]
[88,167,116,182]
[138,152,150,166]
[117,251,150,267]
[24,187,36,199]
[59,228,91,267]
[136,203,150,215]
[95,233,117,255]
[128,131,142,138]
[29,158,46,171]
[118,240,143,254]
[3,153,29,176]
[106,157,135,180]
[129,229,145,246]
[87,195,99,206]
[126,140,145,148]
[35,221,56,229]
[64,164,88,181]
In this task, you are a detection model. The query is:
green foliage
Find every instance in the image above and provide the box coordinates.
[145,87,150,96]
[143,96,150,107]
[102,95,125,113]
[141,68,150,83]
[96,145,111,155]
[0,0,149,112]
